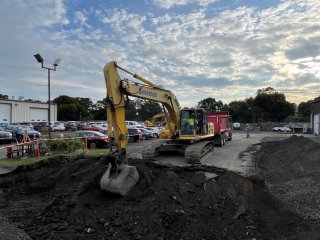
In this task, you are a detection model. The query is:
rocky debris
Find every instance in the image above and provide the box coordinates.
[233,205,246,220]
[258,135,320,220]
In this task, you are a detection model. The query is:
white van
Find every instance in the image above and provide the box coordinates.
[125,121,144,128]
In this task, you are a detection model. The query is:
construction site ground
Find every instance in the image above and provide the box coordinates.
[0,131,319,239]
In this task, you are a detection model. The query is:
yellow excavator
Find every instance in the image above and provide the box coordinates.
[100,61,216,196]
[144,112,166,127]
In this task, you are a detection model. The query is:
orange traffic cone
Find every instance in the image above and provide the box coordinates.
[37,143,41,157]
[84,138,88,150]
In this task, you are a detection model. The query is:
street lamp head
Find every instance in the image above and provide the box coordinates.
[34,53,44,63]
[53,58,61,67]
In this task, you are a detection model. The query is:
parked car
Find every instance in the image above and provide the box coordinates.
[0,123,9,129]
[98,129,116,145]
[73,130,109,148]
[51,122,66,131]
[15,126,41,142]
[0,127,13,143]
[12,122,33,128]
[127,128,142,143]
[144,127,163,138]
[272,126,292,132]
[64,121,77,131]
[139,128,154,140]
[80,124,107,132]
[3,125,19,135]
[233,122,241,130]
[125,121,144,128]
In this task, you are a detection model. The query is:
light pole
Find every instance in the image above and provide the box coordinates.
[34,53,61,139]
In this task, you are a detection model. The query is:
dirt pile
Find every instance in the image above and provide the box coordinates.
[0,135,319,239]
[0,155,260,240]
[258,135,320,220]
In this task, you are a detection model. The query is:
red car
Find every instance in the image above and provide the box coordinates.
[79,124,107,132]
[73,130,109,148]
[128,128,142,142]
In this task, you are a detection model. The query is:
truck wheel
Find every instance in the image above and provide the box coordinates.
[222,133,226,145]
[216,134,224,147]
[228,132,232,141]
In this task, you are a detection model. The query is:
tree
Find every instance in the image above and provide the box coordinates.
[197,97,223,112]
[228,98,254,123]
[0,94,9,99]
[24,99,42,103]
[298,100,313,121]
[125,99,138,120]
[91,98,107,120]
[53,95,89,121]
[75,97,93,119]
[136,99,162,121]
[253,87,295,122]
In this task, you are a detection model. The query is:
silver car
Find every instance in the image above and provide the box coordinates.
[0,127,13,143]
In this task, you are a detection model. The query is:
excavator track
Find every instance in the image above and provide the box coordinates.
[142,140,167,161]
[185,141,214,165]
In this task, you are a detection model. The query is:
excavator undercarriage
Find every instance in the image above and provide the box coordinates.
[142,140,214,165]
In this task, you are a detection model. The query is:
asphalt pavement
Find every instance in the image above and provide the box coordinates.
[126,131,298,177]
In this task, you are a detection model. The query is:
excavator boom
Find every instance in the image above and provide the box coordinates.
[100,61,181,196]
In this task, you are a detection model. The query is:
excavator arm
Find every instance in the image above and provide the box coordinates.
[104,61,180,151]
[145,112,166,127]
[100,61,180,196]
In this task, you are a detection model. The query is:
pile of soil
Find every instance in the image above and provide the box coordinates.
[0,156,259,240]
[257,135,320,236]
[0,135,319,239]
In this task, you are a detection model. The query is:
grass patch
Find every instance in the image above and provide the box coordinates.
[0,148,110,168]
[84,148,110,156]
[0,156,49,168]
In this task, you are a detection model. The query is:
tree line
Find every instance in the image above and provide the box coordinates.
[0,87,314,122]
[52,96,162,122]
[197,87,311,123]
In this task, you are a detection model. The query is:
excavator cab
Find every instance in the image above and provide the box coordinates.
[180,108,208,136]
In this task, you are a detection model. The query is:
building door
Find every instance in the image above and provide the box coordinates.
[314,114,320,135]
[0,103,12,124]
[30,108,48,122]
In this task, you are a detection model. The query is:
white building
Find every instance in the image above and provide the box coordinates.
[0,99,57,124]
[310,99,320,135]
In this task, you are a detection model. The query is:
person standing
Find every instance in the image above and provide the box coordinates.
[245,124,251,138]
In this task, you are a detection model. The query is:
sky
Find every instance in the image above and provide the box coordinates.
[0,0,320,107]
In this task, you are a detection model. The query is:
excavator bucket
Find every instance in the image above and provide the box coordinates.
[100,163,139,196]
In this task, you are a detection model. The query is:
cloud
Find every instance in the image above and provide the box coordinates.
[152,0,218,9]
[94,1,320,105]
[1,0,320,108]
[74,11,91,28]
[285,37,320,60]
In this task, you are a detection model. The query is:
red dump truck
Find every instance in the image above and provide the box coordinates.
[207,111,232,146]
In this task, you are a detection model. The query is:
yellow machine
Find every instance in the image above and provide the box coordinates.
[100,61,216,196]
[144,112,165,127]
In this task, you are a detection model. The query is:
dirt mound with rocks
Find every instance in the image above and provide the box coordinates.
[0,135,319,239]
[257,135,320,237]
